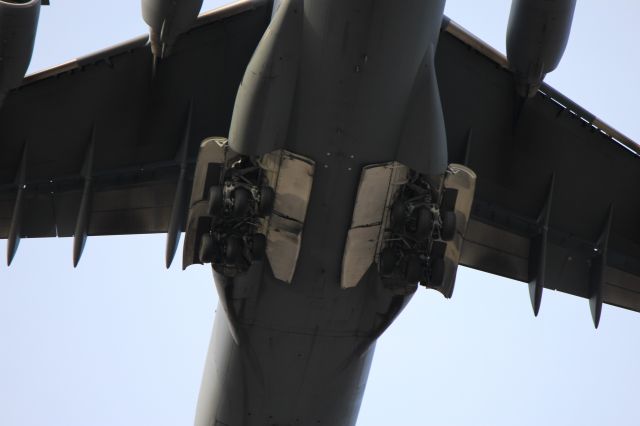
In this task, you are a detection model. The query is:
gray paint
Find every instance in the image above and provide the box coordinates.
[507,0,577,97]
[435,25,640,315]
[0,2,271,242]
[0,0,40,101]
[194,267,410,425]
[0,0,639,424]
[196,0,446,424]
[397,42,448,175]
[228,0,302,156]
[141,0,204,58]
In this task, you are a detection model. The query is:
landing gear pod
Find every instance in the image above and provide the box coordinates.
[0,0,41,104]
[182,138,275,277]
[432,164,476,298]
[340,162,409,290]
[183,137,314,283]
[340,163,476,298]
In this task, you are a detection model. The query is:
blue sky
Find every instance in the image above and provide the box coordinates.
[1,1,639,425]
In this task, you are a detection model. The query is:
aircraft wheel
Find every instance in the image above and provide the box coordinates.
[405,255,423,283]
[441,210,456,241]
[416,207,434,241]
[430,256,445,287]
[207,185,224,217]
[379,247,398,275]
[258,186,275,217]
[225,235,243,263]
[250,233,267,261]
[232,187,251,217]
[199,233,214,264]
[390,202,406,233]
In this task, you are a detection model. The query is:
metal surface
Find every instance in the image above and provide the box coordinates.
[589,205,613,328]
[6,143,27,265]
[165,102,193,268]
[439,164,476,298]
[341,162,408,289]
[507,0,577,97]
[261,150,315,283]
[442,16,640,156]
[0,0,272,240]
[141,0,204,58]
[72,130,95,267]
[228,0,302,156]
[396,42,448,175]
[0,0,40,100]
[527,176,554,316]
[196,1,445,423]
[0,1,639,424]
[436,25,640,316]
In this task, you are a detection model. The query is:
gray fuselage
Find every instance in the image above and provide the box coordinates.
[194,1,446,424]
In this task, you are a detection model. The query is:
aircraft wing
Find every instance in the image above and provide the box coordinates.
[0,1,271,243]
[1,2,638,323]
[438,18,640,323]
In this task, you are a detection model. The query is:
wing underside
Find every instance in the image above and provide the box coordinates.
[0,5,638,319]
[437,19,640,317]
[0,1,272,239]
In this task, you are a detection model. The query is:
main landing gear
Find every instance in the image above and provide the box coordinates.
[198,156,275,276]
[379,172,456,288]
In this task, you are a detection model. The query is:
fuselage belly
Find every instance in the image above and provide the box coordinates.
[195,1,446,425]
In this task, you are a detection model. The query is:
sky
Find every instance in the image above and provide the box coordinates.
[0,1,639,425]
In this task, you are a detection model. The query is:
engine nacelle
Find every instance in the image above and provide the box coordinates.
[0,0,40,102]
[141,0,203,59]
[506,0,576,98]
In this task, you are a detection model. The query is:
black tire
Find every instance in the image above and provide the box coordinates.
[232,187,251,217]
[207,185,224,217]
[251,233,267,261]
[379,247,398,275]
[416,207,434,241]
[430,256,445,287]
[441,210,456,241]
[405,255,423,283]
[258,186,275,217]
[198,233,214,264]
[225,235,243,263]
[390,202,406,233]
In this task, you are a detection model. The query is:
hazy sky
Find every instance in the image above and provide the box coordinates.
[1,1,639,425]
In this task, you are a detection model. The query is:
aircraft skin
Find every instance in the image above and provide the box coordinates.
[2,0,640,425]
[193,0,588,423]
[195,1,446,424]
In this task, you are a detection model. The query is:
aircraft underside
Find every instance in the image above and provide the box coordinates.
[191,1,464,424]
[3,0,636,424]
